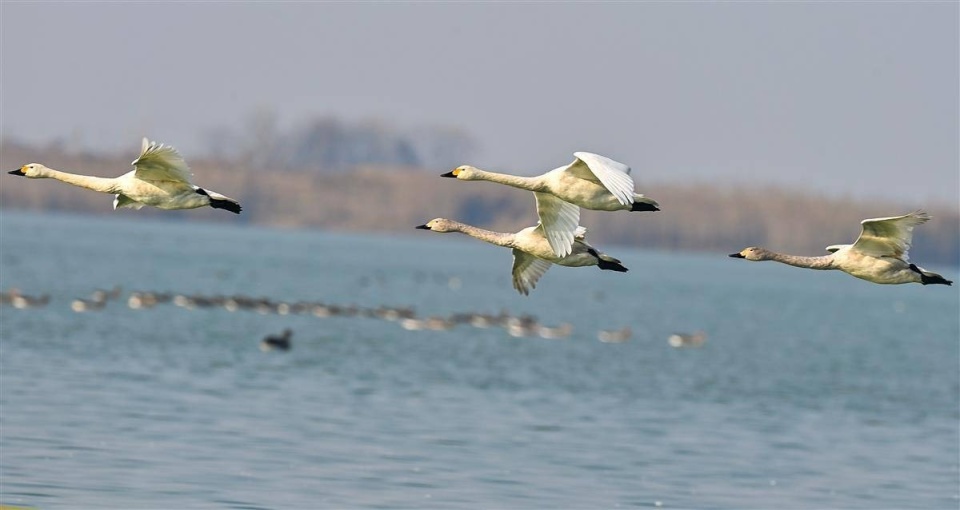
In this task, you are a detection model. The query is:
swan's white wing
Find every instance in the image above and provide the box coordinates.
[133,138,193,183]
[570,152,635,206]
[511,250,553,296]
[534,192,580,257]
[851,210,930,260]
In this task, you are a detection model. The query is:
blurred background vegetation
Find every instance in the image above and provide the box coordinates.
[2,114,957,267]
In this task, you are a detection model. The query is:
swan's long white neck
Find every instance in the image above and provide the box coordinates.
[765,252,836,270]
[448,221,516,248]
[471,169,543,192]
[39,167,119,194]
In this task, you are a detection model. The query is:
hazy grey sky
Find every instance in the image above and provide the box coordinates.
[2,2,957,204]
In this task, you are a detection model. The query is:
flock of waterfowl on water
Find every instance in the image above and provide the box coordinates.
[8,137,952,297]
[0,287,706,350]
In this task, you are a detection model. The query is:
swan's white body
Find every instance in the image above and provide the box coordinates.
[444,152,658,257]
[416,218,628,295]
[730,211,951,286]
[9,138,241,214]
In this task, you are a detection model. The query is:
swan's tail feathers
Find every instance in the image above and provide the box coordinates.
[597,254,629,273]
[196,188,242,214]
[631,195,660,212]
[910,264,952,286]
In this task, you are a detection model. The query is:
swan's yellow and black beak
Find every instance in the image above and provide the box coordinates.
[728,252,745,258]
[440,168,460,178]
[8,168,25,176]
[415,224,431,230]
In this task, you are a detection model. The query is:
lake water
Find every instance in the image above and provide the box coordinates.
[1,210,957,509]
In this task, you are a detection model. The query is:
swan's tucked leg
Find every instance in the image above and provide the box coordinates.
[195,188,242,214]
[587,248,629,272]
[597,258,629,272]
[630,195,660,212]
[909,263,953,286]
[208,198,242,214]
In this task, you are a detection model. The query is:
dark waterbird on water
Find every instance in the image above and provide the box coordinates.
[260,328,293,351]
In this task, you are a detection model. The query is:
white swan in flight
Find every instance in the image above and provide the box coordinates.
[730,211,951,286]
[416,218,628,295]
[442,152,658,257]
[8,137,241,214]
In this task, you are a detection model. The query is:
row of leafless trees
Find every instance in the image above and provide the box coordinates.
[203,111,476,173]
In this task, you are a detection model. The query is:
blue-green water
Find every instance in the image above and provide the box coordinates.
[1,210,957,509]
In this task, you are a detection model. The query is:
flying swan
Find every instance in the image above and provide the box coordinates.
[442,152,658,257]
[415,218,628,295]
[8,137,241,214]
[729,211,951,286]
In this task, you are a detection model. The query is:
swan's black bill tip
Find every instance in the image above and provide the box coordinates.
[415,224,430,230]
[729,253,745,258]
[440,171,456,178]
[8,169,25,176]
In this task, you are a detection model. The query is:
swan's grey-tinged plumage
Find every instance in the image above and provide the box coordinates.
[8,137,241,214]
[443,152,658,257]
[511,250,555,296]
[730,211,952,286]
[415,218,628,295]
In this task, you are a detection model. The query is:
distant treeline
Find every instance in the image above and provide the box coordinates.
[203,112,476,173]
[2,139,957,266]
